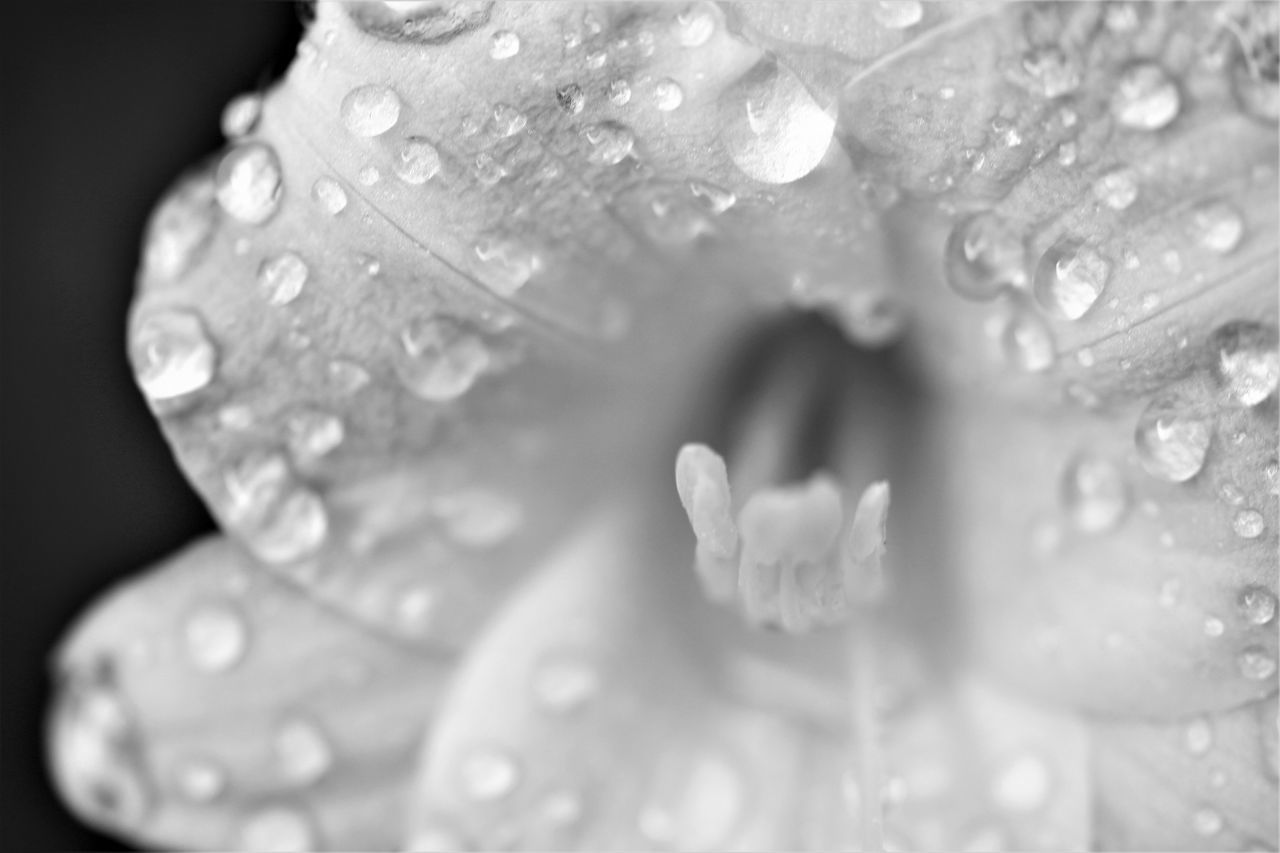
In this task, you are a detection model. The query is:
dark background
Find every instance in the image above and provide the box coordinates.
[2,5,304,849]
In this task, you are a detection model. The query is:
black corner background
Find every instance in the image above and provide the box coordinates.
[1,4,304,850]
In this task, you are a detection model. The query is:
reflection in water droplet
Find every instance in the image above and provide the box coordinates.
[239,807,316,852]
[1192,201,1245,254]
[531,654,599,712]
[991,752,1051,813]
[258,252,309,306]
[1133,387,1213,483]
[583,122,635,165]
[1093,167,1139,210]
[1239,586,1278,626]
[184,603,249,672]
[1191,807,1223,837]
[1111,62,1180,130]
[221,93,263,139]
[490,29,520,60]
[872,0,923,29]
[395,137,442,184]
[459,748,520,801]
[1207,321,1279,406]
[1185,717,1213,755]
[653,78,684,111]
[215,143,283,224]
[719,57,835,184]
[175,758,226,802]
[1061,454,1129,533]
[131,310,218,403]
[943,212,1026,301]
[1239,645,1278,680]
[1001,308,1056,372]
[274,718,334,785]
[312,177,349,215]
[1233,509,1266,539]
[341,84,402,137]
[397,316,491,402]
[1033,240,1110,320]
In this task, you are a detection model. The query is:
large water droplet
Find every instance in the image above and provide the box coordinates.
[990,752,1051,813]
[1093,167,1139,210]
[1238,585,1278,626]
[274,718,334,786]
[1206,321,1279,406]
[239,807,316,852]
[1233,508,1267,539]
[175,758,226,802]
[1134,388,1213,483]
[392,137,442,185]
[215,143,282,225]
[1192,201,1245,254]
[459,748,520,801]
[286,410,344,464]
[653,78,685,111]
[583,122,635,165]
[719,56,835,184]
[1033,240,1110,320]
[341,85,401,138]
[872,0,923,29]
[183,603,249,672]
[1111,62,1180,130]
[1061,454,1130,533]
[531,654,599,713]
[490,29,520,60]
[1001,308,1056,372]
[397,316,491,402]
[130,310,218,403]
[1185,717,1213,755]
[312,177,349,215]
[943,212,1027,301]
[258,252,309,306]
[221,93,263,140]
[1238,645,1277,680]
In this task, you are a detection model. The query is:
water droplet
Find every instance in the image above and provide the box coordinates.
[474,236,540,295]
[1111,62,1180,130]
[286,410,344,464]
[393,137,442,185]
[184,603,249,671]
[397,316,491,402]
[274,718,333,785]
[719,56,835,184]
[556,83,585,115]
[395,585,435,634]
[585,48,608,69]
[531,654,599,712]
[143,175,218,280]
[327,359,371,394]
[215,143,282,224]
[223,454,328,564]
[1238,585,1277,625]
[943,212,1027,301]
[490,29,520,60]
[341,84,401,137]
[1021,46,1081,98]
[1056,140,1078,167]
[1134,388,1213,483]
[582,122,635,165]
[492,103,527,137]
[674,4,715,46]
[1192,201,1245,254]
[130,310,217,403]
[990,752,1051,813]
[1061,454,1130,533]
[1239,645,1277,680]
[1001,308,1056,372]
[257,252,309,306]
[872,0,923,29]
[1233,508,1267,539]
[459,748,520,801]
[1231,20,1280,122]
[175,758,226,802]
[607,78,632,106]
[239,807,316,852]
[221,93,263,139]
[1093,167,1139,210]
[358,165,381,186]
[1185,717,1213,755]
[1192,807,1224,837]
[311,177,348,215]
[1207,321,1279,406]
[1033,240,1110,320]
[653,78,684,111]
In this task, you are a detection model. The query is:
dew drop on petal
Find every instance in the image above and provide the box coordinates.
[489,29,520,60]
[872,0,923,29]
[474,236,540,295]
[395,585,435,634]
[183,603,249,672]
[143,175,218,281]
[531,654,599,713]
[327,359,371,395]
[358,165,381,186]
[990,752,1051,813]
[1133,389,1213,483]
[1233,508,1267,539]
[719,56,835,184]
[459,748,520,801]
[557,83,585,115]
[286,410,344,464]
[1061,454,1129,533]
[1021,46,1081,98]
[1238,645,1278,680]
[1184,717,1213,756]
[674,4,715,46]
[1093,167,1139,210]
[1206,321,1279,406]
[394,137,442,184]
[396,316,491,402]
[943,212,1027,301]
[1204,617,1225,637]
[215,143,282,225]
[689,180,736,214]
[1192,807,1224,837]
[221,93,263,139]
[1238,585,1278,626]
[1001,308,1056,372]
[341,85,401,138]
[130,310,218,402]
[492,103,527,137]
[582,122,635,165]
[1033,240,1110,320]
[1192,201,1245,254]
[175,758,226,802]
[653,78,684,111]
[257,252,309,306]
[274,718,334,785]
[311,177,348,215]
[1111,62,1180,130]
[607,78,632,106]
[239,807,316,852]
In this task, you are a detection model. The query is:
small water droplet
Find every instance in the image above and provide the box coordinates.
[582,122,635,165]
[491,103,527,137]
[1238,645,1277,680]
[719,56,835,184]
[1185,717,1213,755]
[223,454,328,564]
[274,718,333,785]
[872,0,923,29]
[943,212,1027,301]
[1093,167,1139,210]
[689,180,736,214]
[1233,508,1267,539]
[215,143,283,224]
[990,752,1051,813]
[395,585,435,634]
[1061,453,1130,533]
[607,78,632,106]
[341,84,401,137]
[1021,46,1081,98]
[1192,806,1224,837]
[1192,201,1245,254]
[1033,240,1110,320]
[257,252,309,306]
[397,316,491,402]
[459,748,520,801]
[130,310,218,404]
[674,4,715,46]
[221,93,263,139]
[556,83,585,115]
[531,654,599,712]
[327,359,371,395]
[239,807,316,852]
[1207,321,1279,406]
[358,165,381,186]
[653,78,684,111]
[490,29,520,60]
[1134,387,1213,483]
[311,177,348,215]
[1056,140,1078,166]
[391,137,442,185]
[183,603,248,672]
[1111,62,1180,130]
[1205,616,1225,636]
[1001,308,1057,372]
[1239,585,1278,625]
[286,410,344,464]
[474,235,540,295]
[175,758,226,802]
